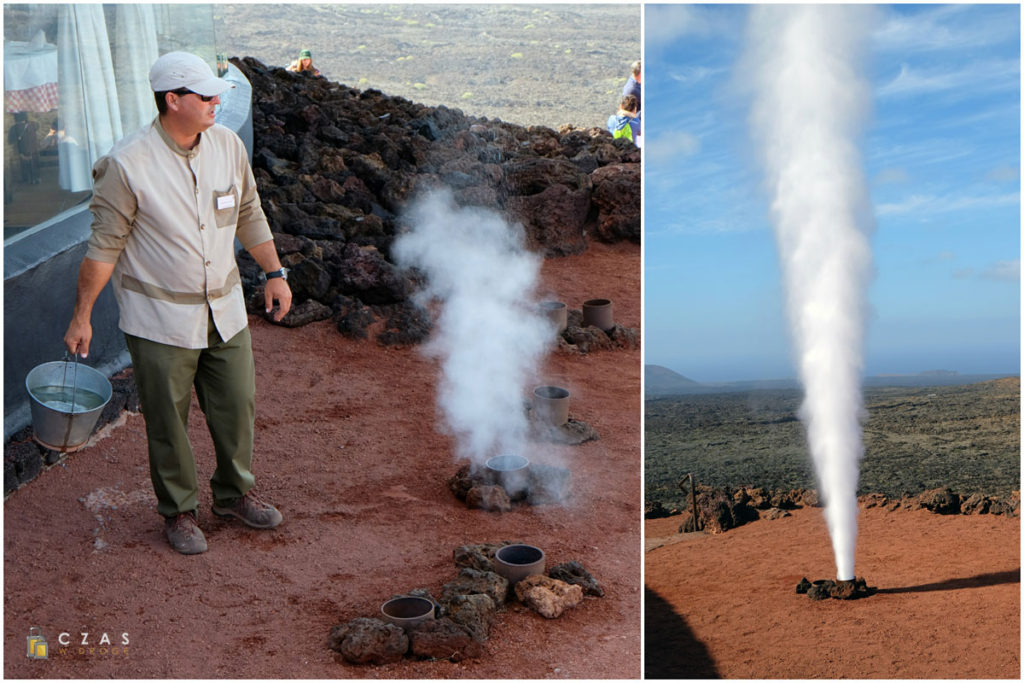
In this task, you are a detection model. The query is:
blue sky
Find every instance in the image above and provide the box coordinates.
[644,4,1020,382]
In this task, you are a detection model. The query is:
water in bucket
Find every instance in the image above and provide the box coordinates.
[31,385,107,414]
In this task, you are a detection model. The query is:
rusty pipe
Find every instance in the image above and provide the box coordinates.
[678,472,701,531]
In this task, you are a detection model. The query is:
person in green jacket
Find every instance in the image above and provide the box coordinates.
[607,94,641,147]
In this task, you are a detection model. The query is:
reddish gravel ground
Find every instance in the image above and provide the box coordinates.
[645,505,1020,679]
[4,241,641,679]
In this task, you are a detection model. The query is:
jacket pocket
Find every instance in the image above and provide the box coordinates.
[213,186,239,228]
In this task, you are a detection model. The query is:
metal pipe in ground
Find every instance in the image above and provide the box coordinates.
[678,472,701,531]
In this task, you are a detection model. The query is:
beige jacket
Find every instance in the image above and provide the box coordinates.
[86,118,272,348]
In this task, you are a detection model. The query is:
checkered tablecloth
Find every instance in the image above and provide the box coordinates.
[5,82,59,113]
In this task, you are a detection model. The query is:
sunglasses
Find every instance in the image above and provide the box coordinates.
[171,88,216,103]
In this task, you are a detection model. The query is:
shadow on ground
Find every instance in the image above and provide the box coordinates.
[876,568,1020,595]
[644,585,720,679]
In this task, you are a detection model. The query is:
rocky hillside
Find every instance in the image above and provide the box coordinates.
[215,4,640,130]
[646,377,1021,508]
[233,57,640,345]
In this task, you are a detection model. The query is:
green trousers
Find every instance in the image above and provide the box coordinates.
[125,320,256,517]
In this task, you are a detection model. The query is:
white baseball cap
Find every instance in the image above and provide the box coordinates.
[149,51,234,96]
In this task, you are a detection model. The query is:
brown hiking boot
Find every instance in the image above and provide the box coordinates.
[164,511,208,555]
[211,490,283,529]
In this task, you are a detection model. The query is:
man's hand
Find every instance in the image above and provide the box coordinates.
[64,318,93,358]
[247,240,292,322]
[264,277,292,321]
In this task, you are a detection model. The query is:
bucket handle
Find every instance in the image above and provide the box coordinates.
[58,352,81,451]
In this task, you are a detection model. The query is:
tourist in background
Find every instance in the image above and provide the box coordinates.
[608,93,641,147]
[623,59,641,103]
[287,48,321,76]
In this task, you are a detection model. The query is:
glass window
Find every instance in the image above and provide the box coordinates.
[3,3,216,242]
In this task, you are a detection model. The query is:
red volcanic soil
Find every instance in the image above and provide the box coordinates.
[645,505,1020,679]
[4,242,641,679]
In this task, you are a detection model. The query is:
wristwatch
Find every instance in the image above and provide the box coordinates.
[265,268,288,281]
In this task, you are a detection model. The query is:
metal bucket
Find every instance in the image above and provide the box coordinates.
[26,359,112,452]
[539,301,568,334]
[380,596,436,629]
[485,454,529,495]
[494,544,546,584]
[582,298,614,331]
[533,385,570,426]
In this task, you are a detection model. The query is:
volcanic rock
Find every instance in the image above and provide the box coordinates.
[4,439,42,492]
[375,301,432,346]
[959,492,991,515]
[332,294,376,339]
[503,157,592,244]
[589,163,641,244]
[447,464,475,501]
[269,299,334,327]
[548,560,605,597]
[408,617,483,661]
[466,485,512,513]
[441,593,496,642]
[860,492,890,509]
[452,543,503,573]
[559,310,640,354]
[918,487,961,515]
[449,462,571,508]
[232,56,639,345]
[694,488,758,534]
[701,495,736,535]
[797,489,820,507]
[328,617,409,664]
[514,575,584,619]
[749,487,770,509]
[761,507,791,521]
[644,501,672,519]
[440,568,509,608]
[806,581,832,601]
[799,577,876,601]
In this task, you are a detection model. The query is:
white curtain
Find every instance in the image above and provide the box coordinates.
[113,5,159,134]
[57,4,122,192]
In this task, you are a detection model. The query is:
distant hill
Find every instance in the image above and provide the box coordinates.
[645,365,702,396]
[645,366,1018,397]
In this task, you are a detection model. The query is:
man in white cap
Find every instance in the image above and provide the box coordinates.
[63,52,291,555]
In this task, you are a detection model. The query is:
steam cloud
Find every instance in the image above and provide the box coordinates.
[393,189,554,466]
[744,5,876,580]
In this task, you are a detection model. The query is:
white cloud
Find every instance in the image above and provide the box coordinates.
[873,5,1019,54]
[981,259,1020,282]
[877,59,1019,99]
[644,5,720,50]
[646,130,702,166]
[876,191,1019,217]
[665,65,727,86]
